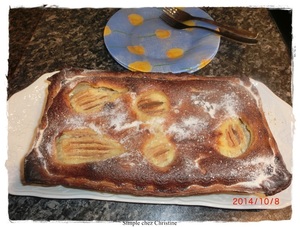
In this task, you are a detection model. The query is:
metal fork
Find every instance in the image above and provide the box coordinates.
[160,12,258,44]
[163,7,258,39]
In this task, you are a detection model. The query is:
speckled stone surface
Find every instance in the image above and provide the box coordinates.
[8,7,292,222]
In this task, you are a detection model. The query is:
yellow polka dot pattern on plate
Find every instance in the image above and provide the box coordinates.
[104,8,220,73]
[199,59,211,69]
[104,26,111,36]
[127,45,145,55]
[128,14,144,26]
[183,20,196,31]
[155,29,171,39]
[166,48,184,59]
[128,61,152,72]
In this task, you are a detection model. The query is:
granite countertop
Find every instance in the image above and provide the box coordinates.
[8,7,292,222]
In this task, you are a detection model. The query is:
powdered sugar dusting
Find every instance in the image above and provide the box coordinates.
[99,99,142,132]
[109,111,127,130]
[249,156,274,167]
[116,120,143,131]
[88,122,103,135]
[222,92,239,117]
[167,116,208,141]
[33,129,46,157]
[65,116,86,128]
[233,155,277,188]
[191,92,239,118]
[183,157,200,174]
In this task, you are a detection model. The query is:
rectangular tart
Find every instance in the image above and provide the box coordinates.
[23,68,292,196]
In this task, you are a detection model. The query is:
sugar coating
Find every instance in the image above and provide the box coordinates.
[26,70,291,197]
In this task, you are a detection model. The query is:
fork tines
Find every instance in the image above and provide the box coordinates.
[159,13,187,30]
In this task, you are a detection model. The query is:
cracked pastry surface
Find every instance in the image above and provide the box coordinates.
[23,68,292,196]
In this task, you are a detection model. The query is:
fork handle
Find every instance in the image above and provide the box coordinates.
[190,25,258,44]
[190,16,258,39]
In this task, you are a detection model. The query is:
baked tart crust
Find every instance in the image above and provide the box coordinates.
[23,68,292,196]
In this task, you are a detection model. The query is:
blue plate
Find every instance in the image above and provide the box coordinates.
[104,8,220,73]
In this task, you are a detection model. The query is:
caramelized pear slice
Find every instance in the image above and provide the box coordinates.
[134,90,170,121]
[69,82,127,113]
[142,133,176,169]
[215,118,251,158]
[56,128,125,164]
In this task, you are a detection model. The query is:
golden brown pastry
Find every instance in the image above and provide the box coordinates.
[23,68,292,196]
